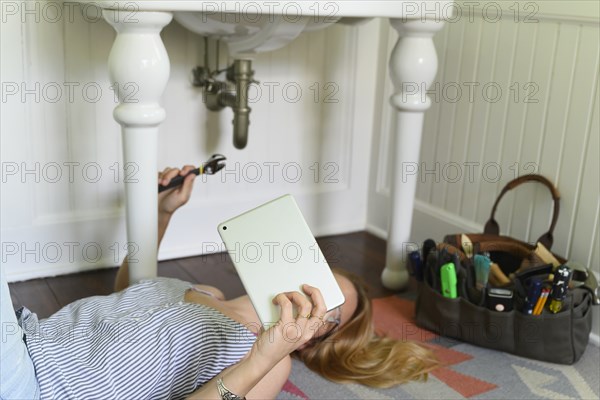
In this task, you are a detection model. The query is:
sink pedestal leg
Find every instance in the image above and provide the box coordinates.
[103,10,173,284]
[381,19,444,290]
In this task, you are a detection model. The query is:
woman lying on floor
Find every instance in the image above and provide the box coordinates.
[1,165,438,400]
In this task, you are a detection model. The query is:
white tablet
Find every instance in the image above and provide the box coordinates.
[218,194,345,327]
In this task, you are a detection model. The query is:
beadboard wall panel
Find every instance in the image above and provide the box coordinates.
[1,9,383,281]
[370,5,599,267]
[367,4,599,337]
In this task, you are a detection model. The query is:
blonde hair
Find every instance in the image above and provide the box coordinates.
[295,269,439,388]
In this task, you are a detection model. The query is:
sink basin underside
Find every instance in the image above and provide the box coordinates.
[90,1,453,56]
[87,0,454,18]
[173,12,338,56]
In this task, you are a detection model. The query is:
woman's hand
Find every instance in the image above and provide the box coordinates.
[158,165,196,216]
[250,284,328,366]
[186,286,327,400]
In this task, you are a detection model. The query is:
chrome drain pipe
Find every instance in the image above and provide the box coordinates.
[193,59,256,149]
[221,60,253,149]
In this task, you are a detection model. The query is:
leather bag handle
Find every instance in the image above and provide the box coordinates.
[484,175,560,249]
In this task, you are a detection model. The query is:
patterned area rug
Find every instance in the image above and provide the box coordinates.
[278,296,600,399]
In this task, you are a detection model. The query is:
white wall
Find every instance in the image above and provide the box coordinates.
[1,4,384,281]
[1,1,600,306]
[367,1,600,339]
[2,2,598,340]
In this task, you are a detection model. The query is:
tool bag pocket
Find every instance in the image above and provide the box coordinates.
[416,279,593,364]
[513,288,593,363]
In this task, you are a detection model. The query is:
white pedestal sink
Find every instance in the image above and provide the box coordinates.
[81,0,452,289]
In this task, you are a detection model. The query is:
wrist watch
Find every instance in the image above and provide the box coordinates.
[217,377,246,400]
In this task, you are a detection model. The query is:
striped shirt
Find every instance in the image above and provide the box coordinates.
[18,278,256,400]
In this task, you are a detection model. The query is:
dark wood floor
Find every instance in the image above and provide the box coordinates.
[9,232,405,319]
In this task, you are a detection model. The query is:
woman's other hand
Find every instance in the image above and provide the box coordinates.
[250,284,328,366]
[158,165,196,216]
[185,285,326,400]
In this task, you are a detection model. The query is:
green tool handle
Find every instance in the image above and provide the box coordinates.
[441,262,458,299]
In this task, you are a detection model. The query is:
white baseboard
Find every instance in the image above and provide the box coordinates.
[7,219,367,283]
[365,200,484,242]
[6,261,118,283]
[413,200,484,233]
[365,223,387,240]
[157,220,367,261]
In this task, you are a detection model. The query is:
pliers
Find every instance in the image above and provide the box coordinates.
[158,154,226,193]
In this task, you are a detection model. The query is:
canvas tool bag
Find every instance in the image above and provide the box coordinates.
[414,175,598,364]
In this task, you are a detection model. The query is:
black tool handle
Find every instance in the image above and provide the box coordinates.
[158,168,201,193]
